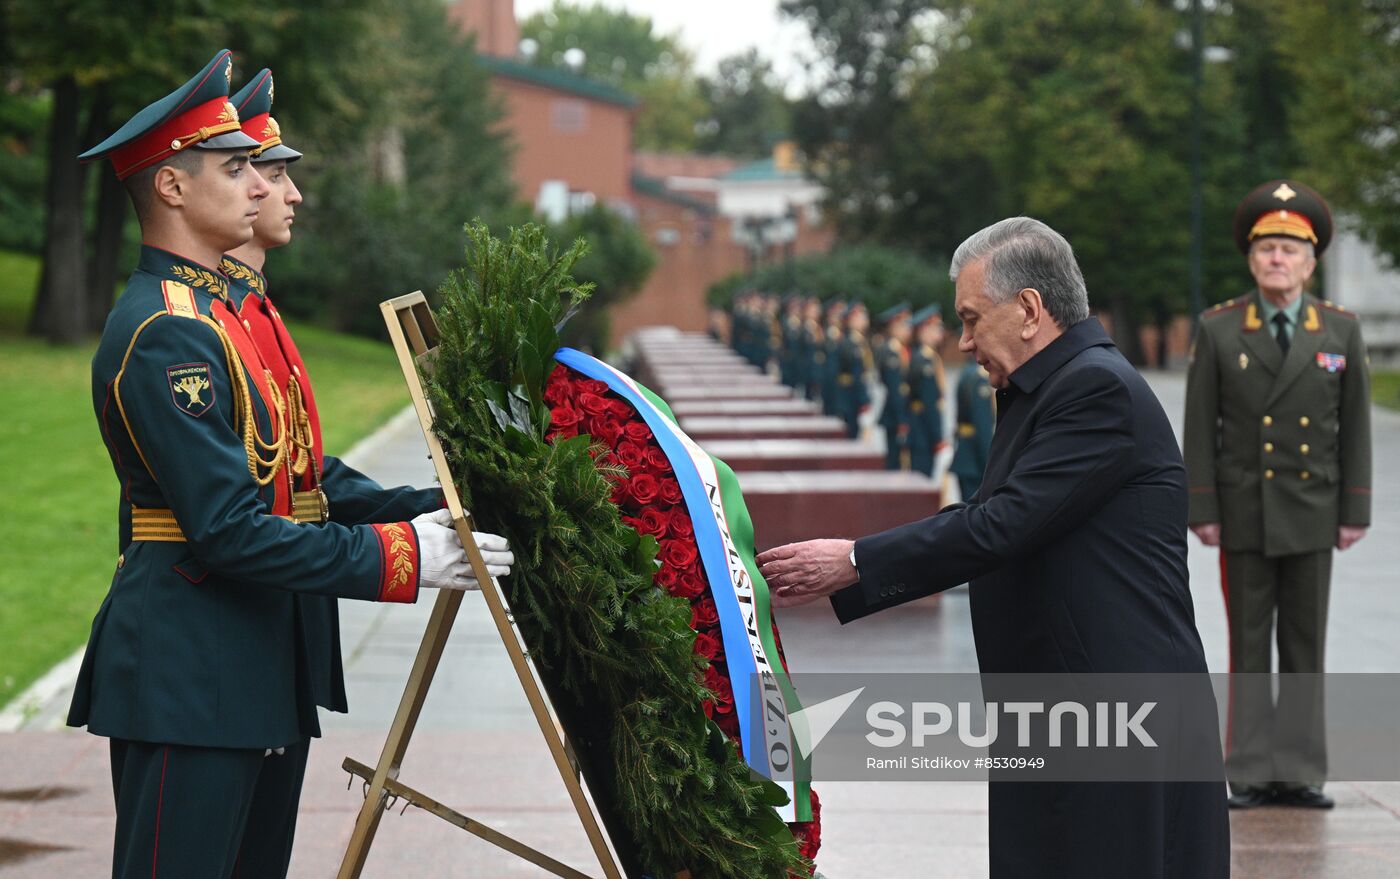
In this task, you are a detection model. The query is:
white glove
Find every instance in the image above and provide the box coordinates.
[410,509,514,590]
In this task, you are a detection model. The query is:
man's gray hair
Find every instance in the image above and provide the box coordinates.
[949,217,1091,328]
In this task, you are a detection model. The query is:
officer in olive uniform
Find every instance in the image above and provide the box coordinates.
[819,298,846,414]
[950,359,994,498]
[68,52,512,879]
[832,300,874,438]
[874,303,912,469]
[907,305,950,478]
[1184,180,1372,811]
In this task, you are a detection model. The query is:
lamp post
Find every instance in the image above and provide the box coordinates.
[1189,0,1204,331]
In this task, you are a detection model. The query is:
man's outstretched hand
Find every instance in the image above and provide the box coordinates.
[757,539,857,607]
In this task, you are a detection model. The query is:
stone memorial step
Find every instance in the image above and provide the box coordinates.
[670,399,821,418]
[734,470,942,551]
[679,415,848,441]
[702,439,884,471]
[661,385,795,401]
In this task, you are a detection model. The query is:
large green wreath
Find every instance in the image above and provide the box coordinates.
[424,222,807,879]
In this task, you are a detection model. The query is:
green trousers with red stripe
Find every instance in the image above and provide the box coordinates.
[109,737,310,878]
[1221,549,1331,793]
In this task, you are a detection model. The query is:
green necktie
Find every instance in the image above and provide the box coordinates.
[1272,312,1291,356]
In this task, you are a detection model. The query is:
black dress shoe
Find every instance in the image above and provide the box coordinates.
[1227,787,1274,809]
[1276,786,1335,809]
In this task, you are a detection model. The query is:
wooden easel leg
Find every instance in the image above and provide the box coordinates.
[338,588,465,878]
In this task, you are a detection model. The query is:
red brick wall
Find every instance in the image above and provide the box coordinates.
[490,77,635,207]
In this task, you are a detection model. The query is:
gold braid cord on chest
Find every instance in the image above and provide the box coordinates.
[202,317,318,495]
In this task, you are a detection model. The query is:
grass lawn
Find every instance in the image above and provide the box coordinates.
[0,250,413,711]
[1372,370,1400,412]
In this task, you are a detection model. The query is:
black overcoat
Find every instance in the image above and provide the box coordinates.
[832,318,1229,878]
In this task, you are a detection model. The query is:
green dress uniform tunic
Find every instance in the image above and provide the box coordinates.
[69,248,426,878]
[876,337,910,469]
[1183,290,1372,792]
[801,318,825,401]
[950,362,994,497]
[907,343,948,477]
[832,330,873,438]
[779,312,803,389]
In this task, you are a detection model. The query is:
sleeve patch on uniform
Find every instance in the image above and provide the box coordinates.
[167,363,214,417]
[374,522,418,602]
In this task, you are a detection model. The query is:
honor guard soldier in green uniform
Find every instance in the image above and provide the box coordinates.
[729,291,751,362]
[819,298,846,414]
[908,305,951,478]
[832,299,874,438]
[800,296,824,400]
[1184,180,1372,811]
[68,52,514,879]
[874,302,912,469]
[950,357,994,498]
[778,294,803,389]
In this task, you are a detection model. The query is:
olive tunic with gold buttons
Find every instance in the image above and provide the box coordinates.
[1184,290,1371,556]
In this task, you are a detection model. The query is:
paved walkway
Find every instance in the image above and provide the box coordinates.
[3,372,1399,877]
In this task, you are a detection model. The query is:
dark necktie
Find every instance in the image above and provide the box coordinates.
[1272,312,1291,356]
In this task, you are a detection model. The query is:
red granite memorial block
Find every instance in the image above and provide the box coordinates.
[670,399,822,418]
[679,415,848,441]
[699,439,885,471]
[735,471,942,552]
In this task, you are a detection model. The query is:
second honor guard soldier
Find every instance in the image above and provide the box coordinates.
[67,52,514,879]
[219,69,462,873]
[874,302,912,469]
[833,300,874,438]
[1184,180,1372,810]
[907,305,949,478]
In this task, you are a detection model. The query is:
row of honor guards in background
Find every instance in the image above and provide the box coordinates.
[727,290,994,501]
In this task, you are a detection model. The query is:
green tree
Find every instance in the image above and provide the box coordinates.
[1,0,516,341]
[551,205,656,353]
[708,243,953,319]
[780,0,935,241]
[519,1,704,150]
[1275,0,1400,263]
[267,0,518,335]
[696,49,793,157]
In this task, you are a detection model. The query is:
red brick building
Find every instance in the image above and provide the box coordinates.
[449,0,833,348]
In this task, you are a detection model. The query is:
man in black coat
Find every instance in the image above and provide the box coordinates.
[758,217,1229,878]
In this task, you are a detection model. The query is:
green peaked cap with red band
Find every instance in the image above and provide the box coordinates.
[231,68,302,164]
[78,50,261,180]
[1232,179,1334,256]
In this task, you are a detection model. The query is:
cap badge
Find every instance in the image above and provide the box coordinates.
[224,61,232,83]
[1272,183,1297,202]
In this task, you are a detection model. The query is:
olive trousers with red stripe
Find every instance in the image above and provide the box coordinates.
[109,737,310,878]
[1221,549,1331,793]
